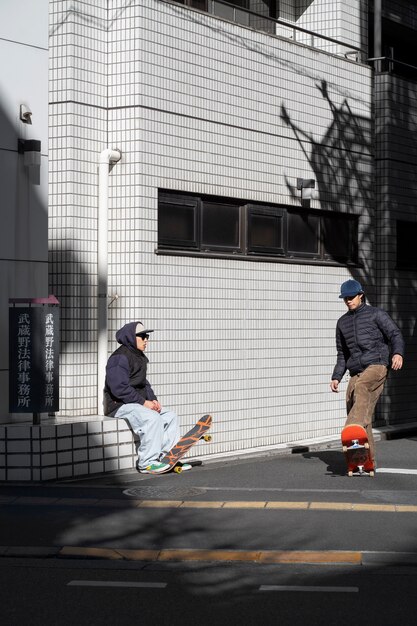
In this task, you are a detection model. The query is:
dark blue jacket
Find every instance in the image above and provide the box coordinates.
[332,303,404,381]
[103,321,157,416]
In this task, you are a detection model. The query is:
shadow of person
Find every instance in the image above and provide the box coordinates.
[303,450,346,476]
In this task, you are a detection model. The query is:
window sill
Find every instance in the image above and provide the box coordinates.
[155,248,360,268]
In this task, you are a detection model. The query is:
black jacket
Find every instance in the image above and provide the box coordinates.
[103,321,157,416]
[332,303,404,381]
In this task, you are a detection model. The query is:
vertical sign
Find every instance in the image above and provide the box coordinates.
[9,307,59,413]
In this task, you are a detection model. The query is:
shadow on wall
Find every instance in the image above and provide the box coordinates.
[281,79,417,426]
[48,243,95,412]
[159,4,417,426]
[0,99,48,421]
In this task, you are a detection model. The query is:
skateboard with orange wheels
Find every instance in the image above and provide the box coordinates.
[145,414,212,475]
[341,423,375,477]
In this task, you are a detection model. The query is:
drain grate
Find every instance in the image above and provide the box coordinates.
[123,486,206,499]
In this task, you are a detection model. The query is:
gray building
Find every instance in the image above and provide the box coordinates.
[1,0,416,480]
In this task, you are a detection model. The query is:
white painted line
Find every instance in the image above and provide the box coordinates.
[67,580,167,588]
[377,468,417,475]
[259,585,358,593]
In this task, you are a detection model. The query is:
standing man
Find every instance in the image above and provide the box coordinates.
[104,321,191,473]
[330,280,404,465]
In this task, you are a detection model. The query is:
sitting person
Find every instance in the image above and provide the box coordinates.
[104,321,190,473]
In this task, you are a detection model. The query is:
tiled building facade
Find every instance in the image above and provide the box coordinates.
[49,0,374,443]
[2,0,417,479]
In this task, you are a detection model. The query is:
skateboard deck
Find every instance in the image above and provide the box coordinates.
[341,424,375,477]
[146,414,212,474]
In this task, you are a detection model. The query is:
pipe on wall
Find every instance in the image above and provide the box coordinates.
[374,0,382,67]
[97,148,122,415]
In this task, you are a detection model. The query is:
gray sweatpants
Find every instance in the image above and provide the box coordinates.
[114,403,180,469]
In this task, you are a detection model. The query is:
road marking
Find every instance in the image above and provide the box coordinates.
[377,468,417,475]
[4,546,417,565]
[59,547,362,564]
[259,585,359,593]
[67,580,167,588]
[3,497,417,513]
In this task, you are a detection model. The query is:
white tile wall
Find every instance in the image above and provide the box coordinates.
[48,0,377,459]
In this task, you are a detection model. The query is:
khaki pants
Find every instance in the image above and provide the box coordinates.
[345,365,388,462]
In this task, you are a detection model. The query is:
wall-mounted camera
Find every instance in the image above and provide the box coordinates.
[20,104,33,124]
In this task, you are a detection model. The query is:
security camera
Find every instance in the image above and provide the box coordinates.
[20,104,32,124]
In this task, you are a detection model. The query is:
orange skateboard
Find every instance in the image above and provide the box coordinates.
[341,424,375,477]
[146,414,212,474]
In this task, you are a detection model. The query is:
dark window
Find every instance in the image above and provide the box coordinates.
[201,202,241,251]
[288,211,319,256]
[173,0,278,16]
[248,206,284,255]
[397,220,417,269]
[158,190,359,267]
[174,0,208,10]
[172,0,278,34]
[158,195,198,248]
[322,215,357,263]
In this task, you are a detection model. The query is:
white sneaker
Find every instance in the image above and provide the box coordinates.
[179,462,192,471]
[139,461,171,474]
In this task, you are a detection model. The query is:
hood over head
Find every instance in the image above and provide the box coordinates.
[116,321,141,349]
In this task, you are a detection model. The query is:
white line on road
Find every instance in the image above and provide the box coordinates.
[377,468,417,475]
[202,487,358,493]
[259,585,359,593]
[67,581,167,588]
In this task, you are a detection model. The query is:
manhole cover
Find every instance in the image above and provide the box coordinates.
[123,486,206,499]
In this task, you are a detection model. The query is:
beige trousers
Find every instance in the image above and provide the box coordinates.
[345,364,388,462]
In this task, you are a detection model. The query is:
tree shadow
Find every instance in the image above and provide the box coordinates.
[280,76,417,430]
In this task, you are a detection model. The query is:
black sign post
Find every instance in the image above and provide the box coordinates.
[9,296,59,424]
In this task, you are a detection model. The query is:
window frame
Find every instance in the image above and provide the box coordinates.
[157,190,360,267]
[286,209,321,260]
[200,199,243,253]
[158,193,199,249]
[247,205,285,256]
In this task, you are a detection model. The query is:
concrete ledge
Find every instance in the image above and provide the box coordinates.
[1,418,416,482]
[0,418,136,481]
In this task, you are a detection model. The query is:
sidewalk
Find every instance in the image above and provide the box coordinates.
[1,415,416,483]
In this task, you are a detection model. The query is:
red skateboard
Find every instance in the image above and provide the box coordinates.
[146,414,212,474]
[341,424,375,477]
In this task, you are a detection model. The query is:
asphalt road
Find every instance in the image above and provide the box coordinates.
[1,557,417,626]
[1,436,417,625]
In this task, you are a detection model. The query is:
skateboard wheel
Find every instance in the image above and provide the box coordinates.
[364,442,370,449]
[348,471,353,477]
[342,446,347,453]
[173,466,183,474]
[203,434,212,442]
[370,471,375,477]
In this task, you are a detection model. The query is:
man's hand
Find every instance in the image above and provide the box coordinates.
[330,379,340,393]
[391,354,403,371]
[143,400,162,412]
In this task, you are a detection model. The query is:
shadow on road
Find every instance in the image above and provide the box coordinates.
[302,450,346,476]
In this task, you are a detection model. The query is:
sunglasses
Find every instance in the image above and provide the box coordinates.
[136,333,150,340]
